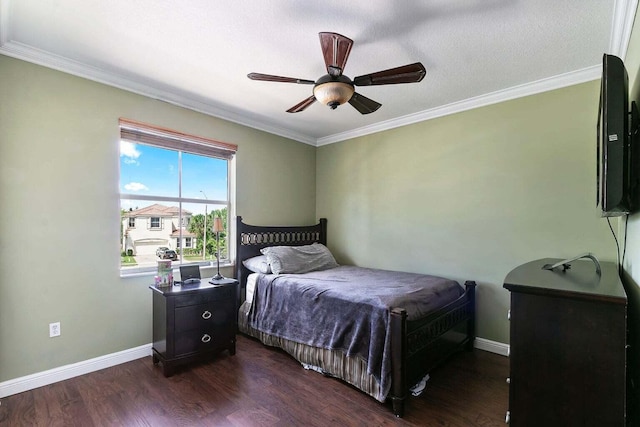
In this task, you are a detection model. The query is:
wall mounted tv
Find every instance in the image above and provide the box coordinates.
[597,53,640,216]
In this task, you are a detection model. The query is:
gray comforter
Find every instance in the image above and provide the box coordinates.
[247,265,463,399]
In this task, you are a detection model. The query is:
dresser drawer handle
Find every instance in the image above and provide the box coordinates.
[201,334,212,343]
[505,410,510,424]
[202,310,212,320]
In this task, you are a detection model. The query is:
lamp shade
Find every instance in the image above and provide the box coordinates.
[212,217,224,233]
[313,81,354,109]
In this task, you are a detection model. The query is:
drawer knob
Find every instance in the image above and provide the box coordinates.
[202,310,212,320]
[506,377,510,384]
[505,410,510,424]
[507,310,511,320]
[201,334,212,343]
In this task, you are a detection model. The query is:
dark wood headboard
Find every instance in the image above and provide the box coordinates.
[235,216,327,298]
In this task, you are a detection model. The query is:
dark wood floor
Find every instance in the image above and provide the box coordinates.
[0,335,509,426]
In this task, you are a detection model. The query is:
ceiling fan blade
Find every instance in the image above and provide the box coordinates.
[348,92,382,115]
[353,62,426,86]
[287,95,317,113]
[248,73,315,85]
[319,32,353,77]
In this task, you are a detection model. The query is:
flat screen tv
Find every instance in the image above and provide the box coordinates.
[597,53,639,216]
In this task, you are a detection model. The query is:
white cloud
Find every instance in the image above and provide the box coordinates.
[124,182,149,192]
[120,141,141,161]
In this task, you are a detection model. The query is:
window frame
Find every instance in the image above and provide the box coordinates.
[119,118,237,277]
[150,217,161,229]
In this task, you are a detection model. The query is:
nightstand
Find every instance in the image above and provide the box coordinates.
[150,278,238,376]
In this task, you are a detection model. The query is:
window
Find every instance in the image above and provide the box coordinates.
[150,217,161,229]
[119,118,236,274]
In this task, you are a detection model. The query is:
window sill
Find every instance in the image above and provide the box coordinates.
[120,260,235,279]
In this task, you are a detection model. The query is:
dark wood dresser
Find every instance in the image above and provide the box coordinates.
[150,278,238,376]
[503,258,627,426]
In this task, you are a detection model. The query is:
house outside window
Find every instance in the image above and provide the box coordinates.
[119,118,236,274]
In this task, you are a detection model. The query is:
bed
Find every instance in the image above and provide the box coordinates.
[235,216,476,417]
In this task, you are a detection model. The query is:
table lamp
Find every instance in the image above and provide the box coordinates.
[212,216,224,280]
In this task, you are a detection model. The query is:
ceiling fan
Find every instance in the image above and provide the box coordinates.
[248,32,426,114]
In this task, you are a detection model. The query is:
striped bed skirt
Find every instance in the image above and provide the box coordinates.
[238,300,385,402]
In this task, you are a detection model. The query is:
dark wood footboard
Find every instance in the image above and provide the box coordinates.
[389,281,477,417]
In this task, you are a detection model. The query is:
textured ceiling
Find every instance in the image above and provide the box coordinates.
[0,0,637,145]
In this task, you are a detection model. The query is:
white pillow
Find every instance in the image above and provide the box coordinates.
[242,255,272,274]
[261,243,338,274]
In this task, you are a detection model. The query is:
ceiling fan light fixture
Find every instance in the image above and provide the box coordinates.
[248,32,426,114]
[313,81,354,109]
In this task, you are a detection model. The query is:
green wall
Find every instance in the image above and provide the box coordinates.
[0,56,316,381]
[316,81,618,344]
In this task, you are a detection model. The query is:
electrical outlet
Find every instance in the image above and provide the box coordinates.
[49,322,61,338]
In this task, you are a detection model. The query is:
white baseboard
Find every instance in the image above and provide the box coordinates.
[0,337,508,399]
[0,344,152,398]
[474,337,510,356]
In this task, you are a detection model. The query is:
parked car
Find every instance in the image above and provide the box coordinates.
[156,246,169,257]
[162,250,178,261]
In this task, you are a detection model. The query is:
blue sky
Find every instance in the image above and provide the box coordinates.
[120,141,228,215]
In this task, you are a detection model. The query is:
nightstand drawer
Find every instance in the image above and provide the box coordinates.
[174,327,235,356]
[173,286,234,307]
[175,301,234,333]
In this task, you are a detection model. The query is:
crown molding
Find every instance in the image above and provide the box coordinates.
[0,40,317,146]
[316,66,601,146]
[1,0,636,147]
[611,0,638,59]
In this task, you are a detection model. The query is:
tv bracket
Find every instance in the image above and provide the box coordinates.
[542,252,602,276]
